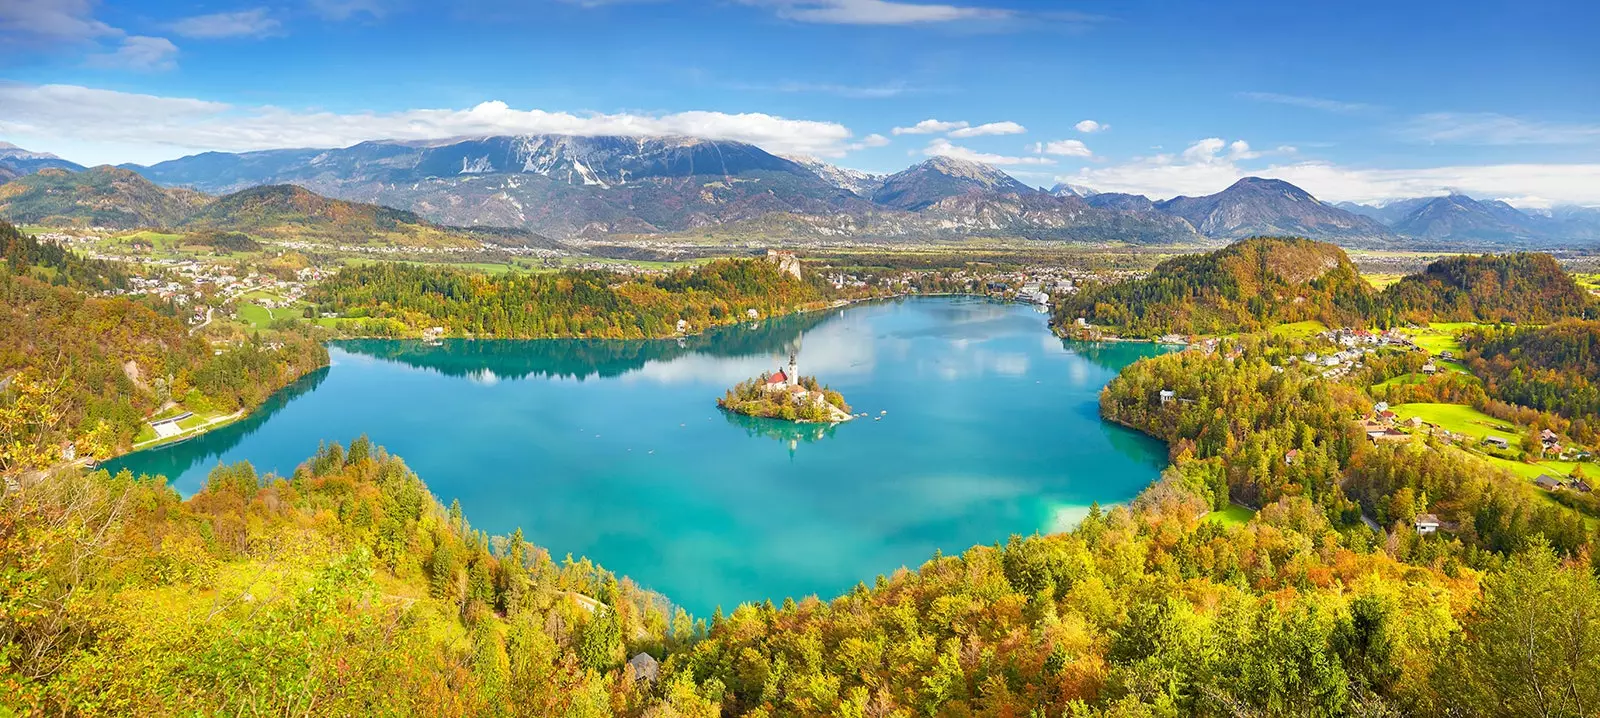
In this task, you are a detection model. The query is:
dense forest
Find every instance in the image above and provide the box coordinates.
[311,258,840,339]
[1058,239,1595,338]
[1,220,128,292]
[1465,319,1600,423]
[1054,237,1379,337]
[0,220,326,470]
[6,437,1596,715]
[1383,253,1596,324]
[1101,337,1594,556]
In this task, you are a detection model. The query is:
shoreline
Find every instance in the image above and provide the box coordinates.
[103,293,1030,463]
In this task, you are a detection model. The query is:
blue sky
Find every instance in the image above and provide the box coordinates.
[2,0,1598,205]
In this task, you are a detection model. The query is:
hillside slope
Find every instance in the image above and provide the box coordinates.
[0,167,211,228]
[1055,236,1377,337]
[1155,177,1393,242]
[1381,252,1595,323]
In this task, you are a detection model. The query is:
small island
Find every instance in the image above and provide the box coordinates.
[718,353,854,423]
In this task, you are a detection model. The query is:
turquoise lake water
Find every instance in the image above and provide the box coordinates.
[106,297,1170,615]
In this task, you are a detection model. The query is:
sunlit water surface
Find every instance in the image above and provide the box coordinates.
[108,297,1170,614]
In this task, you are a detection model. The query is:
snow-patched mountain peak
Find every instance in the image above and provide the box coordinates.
[780,154,885,197]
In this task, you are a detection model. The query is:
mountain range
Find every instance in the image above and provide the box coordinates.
[1,135,1596,248]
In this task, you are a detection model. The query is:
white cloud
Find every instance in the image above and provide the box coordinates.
[892,118,968,135]
[947,121,1025,138]
[0,0,115,42]
[1237,91,1377,114]
[1398,112,1600,145]
[1074,119,1105,133]
[0,83,869,164]
[924,138,1053,166]
[308,0,392,20]
[84,36,179,72]
[1033,139,1091,158]
[740,0,1012,25]
[856,133,891,148]
[1062,137,1600,206]
[0,0,182,71]
[169,9,282,39]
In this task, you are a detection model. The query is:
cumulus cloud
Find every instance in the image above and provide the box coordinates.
[169,9,282,39]
[1061,137,1600,206]
[947,121,1025,138]
[0,83,871,164]
[924,138,1053,166]
[1397,112,1600,145]
[855,133,891,148]
[892,119,968,135]
[1032,139,1091,158]
[1074,119,1105,133]
[740,0,1012,25]
[84,36,179,72]
[1237,91,1377,114]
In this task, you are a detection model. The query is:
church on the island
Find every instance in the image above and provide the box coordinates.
[762,354,801,392]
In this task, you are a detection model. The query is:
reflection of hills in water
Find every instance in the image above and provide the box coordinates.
[1061,339,1176,373]
[721,409,842,452]
[102,366,330,481]
[335,309,838,381]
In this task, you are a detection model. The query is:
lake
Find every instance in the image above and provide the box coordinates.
[106,297,1171,615]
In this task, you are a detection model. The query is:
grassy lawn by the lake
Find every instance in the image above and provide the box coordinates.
[1269,320,1328,340]
[1204,504,1256,527]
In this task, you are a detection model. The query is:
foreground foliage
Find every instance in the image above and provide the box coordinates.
[4,436,1597,716]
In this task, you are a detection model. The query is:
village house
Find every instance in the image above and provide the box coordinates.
[1535,474,1564,491]
[1284,449,1299,466]
[1159,389,1176,405]
[1414,513,1441,534]
[1483,436,1510,450]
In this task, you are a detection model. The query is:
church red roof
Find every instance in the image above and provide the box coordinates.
[766,371,788,384]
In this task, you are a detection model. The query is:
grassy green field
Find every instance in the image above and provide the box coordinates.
[1406,322,1484,356]
[1269,320,1328,340]
[1204,504,1257,527]
[1362,273,1404,290]
[1391,402,1516,445]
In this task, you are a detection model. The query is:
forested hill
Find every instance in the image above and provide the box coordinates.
[1466,319,1600,421]
[1,218,128,292]
[181,184,543,249]
[310,258,835,339]
[0,166,212,228]
[1055,236,1377,337]
[0,222,326,469]
[1381,252,1596,324]
[1060,239,1595,338]
[0,169,550,249]
[10,430,1598,714]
